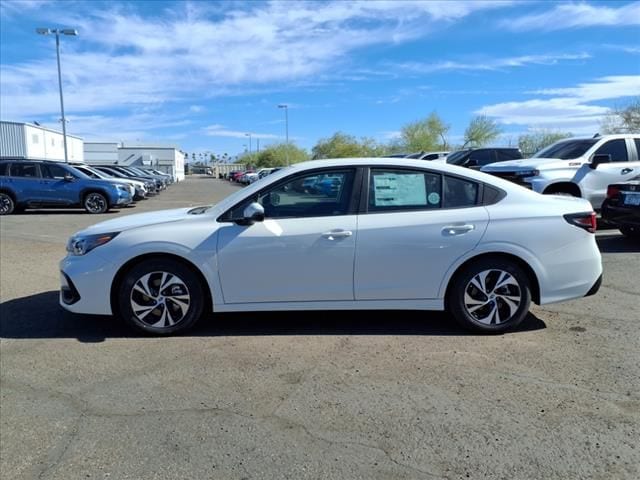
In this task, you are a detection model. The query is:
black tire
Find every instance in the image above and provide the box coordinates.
[447,258,532,333]
[0,192,15,215]
[84,192,109,214]
[117,258,205,335]
[620,225,640,240]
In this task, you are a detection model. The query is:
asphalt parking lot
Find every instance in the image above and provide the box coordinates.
[1,176,639,480]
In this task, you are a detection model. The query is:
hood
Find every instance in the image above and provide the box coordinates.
[78,207,208,235]
[482,158,571,171]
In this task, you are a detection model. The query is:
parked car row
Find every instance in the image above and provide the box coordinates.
[225,167,281,185]
[0,160,174,215]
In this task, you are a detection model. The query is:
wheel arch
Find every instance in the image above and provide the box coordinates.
[543,181,582,197]
[444,252,541,306]
[0,188,17,202]
[80,188,112,205]
[110,252,214,317]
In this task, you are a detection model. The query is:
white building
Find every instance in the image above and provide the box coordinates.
[0,121,84,162]
[83,142,185,181]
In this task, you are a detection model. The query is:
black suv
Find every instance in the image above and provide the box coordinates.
[446,148,523,170]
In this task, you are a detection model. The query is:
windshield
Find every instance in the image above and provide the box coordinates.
[446,151,469,165]
[532,139,598,159]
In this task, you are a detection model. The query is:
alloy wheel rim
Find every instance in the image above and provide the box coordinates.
[464,269,522,325]
[86,193,106,213]
[130,271,191,328]
[0,194,11,213]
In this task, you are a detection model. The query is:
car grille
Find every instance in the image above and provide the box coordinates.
[487,172,532,189]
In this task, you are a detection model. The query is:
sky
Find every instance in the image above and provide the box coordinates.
[1,0,639,158]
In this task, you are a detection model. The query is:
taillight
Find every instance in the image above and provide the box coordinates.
[563,212,597,233]
[606,186,620,199]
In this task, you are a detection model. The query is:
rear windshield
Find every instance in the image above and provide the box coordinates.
[532,139,598,160]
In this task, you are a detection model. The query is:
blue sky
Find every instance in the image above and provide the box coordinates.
[1,0,639,158]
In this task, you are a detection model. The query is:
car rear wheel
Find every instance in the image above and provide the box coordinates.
[117,258,205,335]
[0,192,15,215]
[84,192,109,214]
[447,258,532,333]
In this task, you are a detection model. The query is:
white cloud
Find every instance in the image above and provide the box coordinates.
[0,0,509,119]
[477,75,640,134]
[204,124,279,140]
[189,105,205,113]
[392,53,591,74]
[502,2,640,31]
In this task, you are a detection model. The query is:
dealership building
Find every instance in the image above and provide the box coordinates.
[0,121,84,162]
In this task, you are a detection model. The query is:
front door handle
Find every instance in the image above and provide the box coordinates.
[621,168,634,175]
[442,224,475,236]
[322,230,353,240]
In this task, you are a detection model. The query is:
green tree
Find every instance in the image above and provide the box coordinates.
[462,115,502,148]
[601,98,640,134]
[396,111,450,153]
[518,130,572,157]
[312,132,386,159]
[254,143,309,168]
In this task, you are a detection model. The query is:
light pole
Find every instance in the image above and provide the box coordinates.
[36,28,78,163]
[245,133,252,155]
[278,104,289,165]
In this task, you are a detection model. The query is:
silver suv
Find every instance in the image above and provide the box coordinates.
[481,134,640,209]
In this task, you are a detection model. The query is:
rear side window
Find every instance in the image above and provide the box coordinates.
[369,169,441,211]
[10,163,39,178]
[634,139,640,158]
[497,149,522,161]
[594,139,628,162]
[443,176,479,208]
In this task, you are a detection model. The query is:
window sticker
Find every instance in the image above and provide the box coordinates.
[373,173,426,206]
[428,192,440,205]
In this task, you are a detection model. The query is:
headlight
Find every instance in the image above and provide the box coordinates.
[66,232,119,256]
[116,184,129,192]
[517,170,539,177]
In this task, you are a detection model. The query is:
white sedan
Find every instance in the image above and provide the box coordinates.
[60,158,602,335]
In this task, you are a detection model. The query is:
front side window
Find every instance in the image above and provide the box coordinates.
[594,139,628,162]
[468,150,495,166]
[10,163,39,178]
[369,169,441,211]
[227,169,355,220]
[42,164,69,179]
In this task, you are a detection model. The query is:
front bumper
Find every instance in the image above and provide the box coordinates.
[59,253,117,315]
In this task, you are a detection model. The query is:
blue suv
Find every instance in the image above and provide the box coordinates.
[0,160,133,215]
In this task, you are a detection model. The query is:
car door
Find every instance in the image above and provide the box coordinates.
[580,138,638,208]
[354,168,489,300]
[6,162,46,204]
[216,168,359,304]
[39,163,80,205]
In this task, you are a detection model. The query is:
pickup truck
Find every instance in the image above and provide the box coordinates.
[481,134,640,209]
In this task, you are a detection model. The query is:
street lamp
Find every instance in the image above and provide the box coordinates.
[36,28,78,163]
[244,133,252,155]
[278,104,289,165]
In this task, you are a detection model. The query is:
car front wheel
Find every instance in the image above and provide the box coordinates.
[0,192,15,215]
[447,258,532,333]
[84,192,109,214]
[117,258,205,335]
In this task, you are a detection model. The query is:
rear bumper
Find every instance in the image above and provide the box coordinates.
[601,201,640,228]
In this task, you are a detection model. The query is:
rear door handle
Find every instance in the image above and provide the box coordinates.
[621,168,634,175]
[322,230,353,240]
[442,224,475,236]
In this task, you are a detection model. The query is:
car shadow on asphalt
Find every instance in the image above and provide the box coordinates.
[1,291,546,342]
[596,234,639,253]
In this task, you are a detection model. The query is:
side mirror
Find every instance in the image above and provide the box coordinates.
[63,173,75,182]
[237,202,264,225]
[590,154,611,169]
